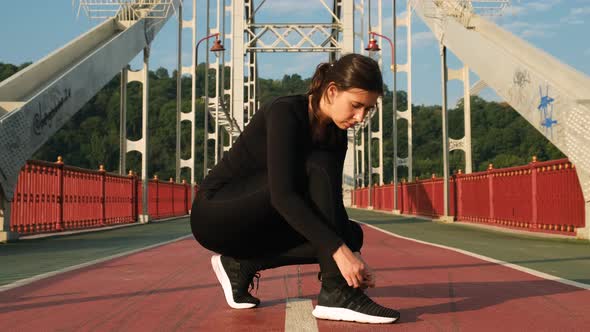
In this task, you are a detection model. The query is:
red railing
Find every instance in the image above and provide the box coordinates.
[147,177,190,219]
[352,158,585,234]
[10,160,191,235]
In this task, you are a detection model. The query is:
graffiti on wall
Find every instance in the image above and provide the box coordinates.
[538,84,558,138]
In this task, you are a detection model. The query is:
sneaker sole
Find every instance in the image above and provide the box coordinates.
[312,305,398,324]
[211,255,257,309]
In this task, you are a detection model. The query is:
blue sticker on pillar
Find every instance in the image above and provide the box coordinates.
[538,84,557,138]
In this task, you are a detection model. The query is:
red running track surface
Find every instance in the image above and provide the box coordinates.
[0,225,588,331]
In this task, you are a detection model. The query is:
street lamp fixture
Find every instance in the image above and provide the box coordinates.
[365,30,400,212]
[195,33,225,64]
[210,38,226,53]
[195,33,225,179]
[365,31,394,70]
[364,37,381,52]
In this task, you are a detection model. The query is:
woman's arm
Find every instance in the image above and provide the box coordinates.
[266,103,343,256]
[267,103,367,287]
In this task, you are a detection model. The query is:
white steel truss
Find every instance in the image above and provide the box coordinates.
[369,0,385,191]
[418,0,511,29]
[245,24,342,52]
[446,64,473,174]
[76,0,177,20]
[395,5,413,181]
[215,0,356,206]
[351,0,384,209]
[178,0,198,191]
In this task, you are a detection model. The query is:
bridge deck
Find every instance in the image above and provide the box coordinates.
[1,210,589,331]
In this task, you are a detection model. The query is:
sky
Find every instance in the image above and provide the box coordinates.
[1,0,589,106]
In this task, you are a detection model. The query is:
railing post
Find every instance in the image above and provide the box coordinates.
[488,163,495,222]
[56,157,64,231]
[99,165,106,226]
[128,170,136,222]
[170,177,174,217]
[432,174,437,217]
[182,179,188,215]
[531,156,538,228]
[400,179,406,214]
[153,175,159,219]
[456,169,463,219]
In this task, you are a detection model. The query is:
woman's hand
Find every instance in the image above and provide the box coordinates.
[332,244,365,288]
[354,252,376,289]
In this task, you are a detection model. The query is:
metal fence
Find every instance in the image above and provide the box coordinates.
[10,160,191,235]
[352,158,584,234]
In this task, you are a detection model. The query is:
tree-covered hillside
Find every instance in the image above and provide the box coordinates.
[0,62,564,184]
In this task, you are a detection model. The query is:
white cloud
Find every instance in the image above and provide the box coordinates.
[389,31,437,49]
[565,19,585,24]
[504,5,526,16]
[521,28,555,38]
[571,6,590,15]
[259,0,324,15]
[560,6,590,24]
[382,18,394,35]
[377,9,410,37]
[502,21,531,30]
[409,31,437,48]
[527,0,563,12]
[496,0,562,18]
[260,53,325,79]
[501,21,559,39]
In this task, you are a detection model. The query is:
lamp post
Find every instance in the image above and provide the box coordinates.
[195,33,225,179]
[366,26,399,212]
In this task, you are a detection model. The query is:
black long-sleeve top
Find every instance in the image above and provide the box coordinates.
[199,94,347,256]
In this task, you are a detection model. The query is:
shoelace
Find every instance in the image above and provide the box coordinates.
[249,272,261,294]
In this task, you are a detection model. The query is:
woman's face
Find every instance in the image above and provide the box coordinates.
[324,85,380,130]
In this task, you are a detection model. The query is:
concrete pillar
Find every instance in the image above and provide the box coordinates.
[577,201,590,240]
[0,193,17,242]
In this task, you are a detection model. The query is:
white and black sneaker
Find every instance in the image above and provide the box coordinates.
[211,255,261,309]
[312,274,400,324]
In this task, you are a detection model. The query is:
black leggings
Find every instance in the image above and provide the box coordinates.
[190,149,363,274]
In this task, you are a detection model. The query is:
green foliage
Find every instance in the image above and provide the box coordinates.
[0,62,564,184]
[0,62,31,81]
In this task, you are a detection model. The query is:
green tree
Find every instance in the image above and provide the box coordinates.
[0,62,566,184]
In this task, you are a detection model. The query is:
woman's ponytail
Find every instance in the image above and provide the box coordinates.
[307,62,332,115]
[306,62,333,143]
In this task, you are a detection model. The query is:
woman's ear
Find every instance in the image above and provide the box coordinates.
[325,84,338,104]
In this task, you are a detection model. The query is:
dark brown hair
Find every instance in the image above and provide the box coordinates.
[306,53,384,143]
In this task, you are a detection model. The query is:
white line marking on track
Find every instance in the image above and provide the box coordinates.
[0,235,192,293]
[353,219,590,291]
[285,298,318,332]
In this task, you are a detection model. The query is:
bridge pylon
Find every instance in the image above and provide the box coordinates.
[0,1,181,240]
[413,0,590,239]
